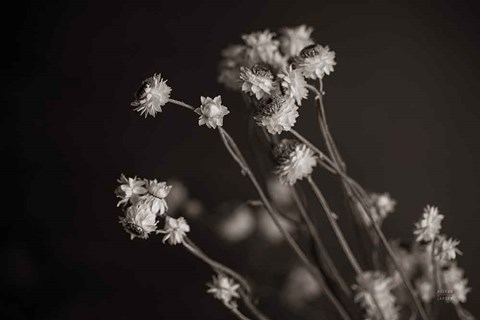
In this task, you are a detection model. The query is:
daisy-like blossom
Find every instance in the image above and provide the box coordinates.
[160,216,190,245]
[218,44,247,91]
[131,73,172,117]
[273,139,317,185]
[442,264,471,304]
[279,25,314,57]
[115,174,147,207]
[354,271,399,320]
[240,64,275,100]
[296,44,336,79]
[254,94,299,134]
[278,66,308,105]
[144,179,172,216]
[437,236,462,262]
[194,96,230,129]
[414,205,444,242]
[242,30,280,66]
[119,200,158,240]
[207,274,240,308]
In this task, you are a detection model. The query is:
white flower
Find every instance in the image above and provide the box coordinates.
[278,66,308,105]
[115,174,147,207]
[242,30,280,65]
[281,265,321,309]
[254,95,299,134]
[207,274,240,308]
[273,139,317,185]
[437,236,462,261]
[363,192,397,226]
[160,216,190,245]
[415,278,434,303]
[131,74,171,117]
[279,25,314,57]
[354,271,399,320]
[240,65,275,100]
[414,205,444,242]
[442,264,471,304]
[119,201,158,240]
[217,205,255,242]
[296,44,336,79]
[144,179,172,216]
[194,96,230,129]
[218,44,247,91]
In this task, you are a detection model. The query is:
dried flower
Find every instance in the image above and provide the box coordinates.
[278,66,308,105]
[240,64,275,100]
[254,95,299,134]
[296,44,336,79]
[131,74,172,117]
[195,96,230,129]
[119,201,158,240]
[207,274,240,308]
[363,192,397,226]
[273,139,317,185]
[354,271,399,320]
[415,278,434,303]
[437,236,462,261]
[218,44,247,91]
[144,179,172,216]
[115,174,147,207]
[414,205,444,242]
[242,30,280,66]
[160,216,190,245]
[279,25,314,57]
[442,264,471,304]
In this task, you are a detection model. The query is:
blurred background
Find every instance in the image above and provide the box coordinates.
[4,0,480,319]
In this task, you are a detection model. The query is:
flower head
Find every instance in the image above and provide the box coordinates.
[115,174,147,207]
[273,139,317,185]
[131,74,171,117]
[437,236,462,261]
[364,192,397,226]
[240,64,275,100]
[242,30,280,65]
[279,25,314,57]
[194,96,230,129]
[296,44,336,79]
[160,216,190,245]
[442,264,471,304]
[218,44,247,91]
[207,274,240,308]
[254,95,299,134]
[414,205,444,242]
[119,200,158,240]
[354,271,399,320]
[144,179,172,216]
[278,65,308,105]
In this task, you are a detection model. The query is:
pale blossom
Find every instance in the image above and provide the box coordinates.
[414,205,444,242]
[279,25,314,57]
[194,96,230,129]
[296,44,336,79]
[242,30,280,66]
[437,236,462,261]
[160,216,190,245]
[278,66,308,105]
[115,174,147,207]
[240,64,275,100]
[218,44,247,90]
[119,200,158,240]
[442,264,471,304]
[131,73,171,117]
[254,95,299,134]
[273,139,317,185]
[364,192,397,226]
[144,179,172,216]
[207,274,240,308]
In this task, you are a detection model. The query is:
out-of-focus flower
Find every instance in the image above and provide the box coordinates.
[414,205,444,242]
[278,66,308,105]
[160,216,190,245]
[115,174,147,207]
[437,236,462,262]
[442,264,471,304]
[258,208,295,244]
[119,201,158,240]
[296,44,336,79]
[242,30,280,65]
[207,274,240,308]
[354,271,399,320]
[217,205,255,242]
[281,265,321,309]
[415,278,434,303]
[218,44,247,91]
[267,176,294,208]
[240,64,275,100]
[131,74,172,117]
[143,179,171,216]
[165,179,189,215]
[279,25,314,57]
[183,199,204,218]
[363,192,397,226]
[273,139,317,185]
[254,95,299,134]
[195,96,230,129]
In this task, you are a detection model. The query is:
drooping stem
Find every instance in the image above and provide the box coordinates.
[168,98,195,111]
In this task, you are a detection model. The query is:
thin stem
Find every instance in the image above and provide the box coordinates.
[431,238,440,319]
[168,98,195,111]
[231,307,254,320]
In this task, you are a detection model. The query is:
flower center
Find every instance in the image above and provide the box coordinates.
[204,103,220,117]
[125,222,144,236]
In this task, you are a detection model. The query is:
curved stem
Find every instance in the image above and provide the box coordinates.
[168,98,195,111]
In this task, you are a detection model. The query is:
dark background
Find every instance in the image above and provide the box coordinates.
[4,0,480,319]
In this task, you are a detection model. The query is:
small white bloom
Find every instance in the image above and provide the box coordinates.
[354,271,399,320]
[438,237,462,261]
[279,25,314,57]
[218,44,247,91]
[194,96,230,129]
[442,264,471,304]
[415,278,434,303]
[160,216,190,245]
[414,205,444,242]
[242,30,280,65]
[144,179,172,216]
[240,65,275,100]
[363,192,397,226]
[131,74,171,117]
[278,66,308,105]
[207,274,240,308]
[217,205,256,242]
[254,95,299,134]
[119,201,158,240]
[281,265,321,309]
[273,139,317,185]
[115,174,147,207]
[296,44,336,79]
